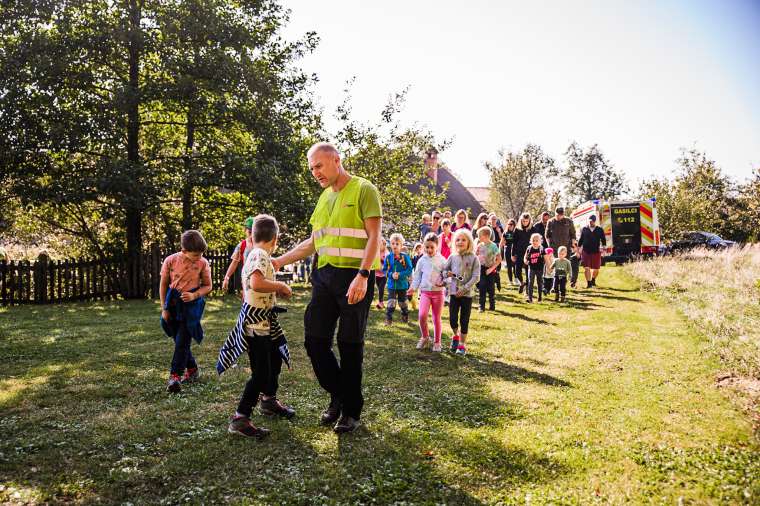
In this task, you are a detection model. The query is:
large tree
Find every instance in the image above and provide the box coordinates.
[0,0,317,295]
[486,144,556,220]
[562,142,629,205]
[639,148,745,241]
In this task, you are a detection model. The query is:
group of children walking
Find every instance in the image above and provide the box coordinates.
[523,233,574,303]
[378,227,485,356]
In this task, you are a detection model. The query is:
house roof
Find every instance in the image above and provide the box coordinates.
[466,186,490,207]
[410,167,486,217]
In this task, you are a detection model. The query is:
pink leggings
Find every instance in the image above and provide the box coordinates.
[418,290,444,343]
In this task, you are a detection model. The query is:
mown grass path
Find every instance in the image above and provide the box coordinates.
[1,267,758,505]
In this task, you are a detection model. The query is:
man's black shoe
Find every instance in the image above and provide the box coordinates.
[260,397,296,419]
[320,398,341,426]
[333,415,360,434]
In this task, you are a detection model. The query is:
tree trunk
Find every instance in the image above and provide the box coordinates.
[181,110,195,231]
[125,0,143,298]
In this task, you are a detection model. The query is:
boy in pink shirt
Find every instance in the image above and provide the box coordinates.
[160,230,213,393]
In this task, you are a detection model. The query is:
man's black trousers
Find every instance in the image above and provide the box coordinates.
[304,265,374,420]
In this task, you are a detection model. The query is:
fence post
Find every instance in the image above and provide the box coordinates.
[34,252,49,304]
[151,243,161,299]
[0,260,6,306]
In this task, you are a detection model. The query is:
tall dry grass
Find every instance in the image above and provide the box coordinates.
[626,245,760,382]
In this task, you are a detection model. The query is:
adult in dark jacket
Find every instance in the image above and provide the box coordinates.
[532,211,550,248]
[545,207,576,255]
[500,218,517,285]
[578,214,607,288]
[510,213,533,294]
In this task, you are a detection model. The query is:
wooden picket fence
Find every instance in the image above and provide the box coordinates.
[0,246,299,306]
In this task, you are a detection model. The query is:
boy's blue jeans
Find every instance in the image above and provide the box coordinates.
[171,325,198,375]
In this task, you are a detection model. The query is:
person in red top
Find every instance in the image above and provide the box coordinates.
[222,216,254,294]
[438,218,454,259]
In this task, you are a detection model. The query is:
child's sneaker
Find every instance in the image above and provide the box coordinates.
[166,373,181,393]
[228,414,270,440]
[455,345,466,356]
[450,335,460,353]
[518,283,525,294]
[561,295,566,302]
[260,397,296,419]
[181,367,200,384]
[401,314,409,324]
[432,342,442,353]
[416,336,430,350]
[384,318,392,326]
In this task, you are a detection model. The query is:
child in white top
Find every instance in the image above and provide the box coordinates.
[542,247,555,296]
[407,233,447,352]
[229,215,294,439]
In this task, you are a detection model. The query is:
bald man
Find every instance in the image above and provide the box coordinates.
[273,142,382,433]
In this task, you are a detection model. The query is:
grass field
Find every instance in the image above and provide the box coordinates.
[1,266,758,505]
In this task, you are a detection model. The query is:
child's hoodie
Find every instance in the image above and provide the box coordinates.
[411,253,447,292]
[441,253,481,298]
[384,252,413,291]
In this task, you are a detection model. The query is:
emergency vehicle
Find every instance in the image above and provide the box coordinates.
[570,198,662,263]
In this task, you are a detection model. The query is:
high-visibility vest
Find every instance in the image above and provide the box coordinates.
[311,176,380,270]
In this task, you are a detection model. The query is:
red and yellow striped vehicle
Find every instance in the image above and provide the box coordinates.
[571,198,662,263]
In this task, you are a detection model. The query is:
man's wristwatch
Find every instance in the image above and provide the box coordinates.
[358,269,370,279]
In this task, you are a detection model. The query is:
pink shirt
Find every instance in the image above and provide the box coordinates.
[161,252,212,292]
[439,231,453,258]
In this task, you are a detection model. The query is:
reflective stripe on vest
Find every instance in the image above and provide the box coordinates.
[313,227,368,240]
[318,246,365,259]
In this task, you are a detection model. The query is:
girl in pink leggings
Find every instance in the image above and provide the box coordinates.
[407,233,447,352]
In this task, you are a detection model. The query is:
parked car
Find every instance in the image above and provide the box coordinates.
[667,231,737,253]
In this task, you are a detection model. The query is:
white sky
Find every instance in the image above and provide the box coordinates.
[282,0,760,188]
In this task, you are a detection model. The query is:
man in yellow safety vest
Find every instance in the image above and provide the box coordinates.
[273,142,382,433]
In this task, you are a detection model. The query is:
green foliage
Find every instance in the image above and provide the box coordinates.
[563,141,629,205]
[0,0,318,265]
[486,144,556,220]
[334,86,447,241]
[736,169,760,243]
[639,148,749,241]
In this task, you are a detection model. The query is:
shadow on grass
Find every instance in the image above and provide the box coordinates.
[0,294,569,504]
[562,297,605,310]
[491,308,557,325]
